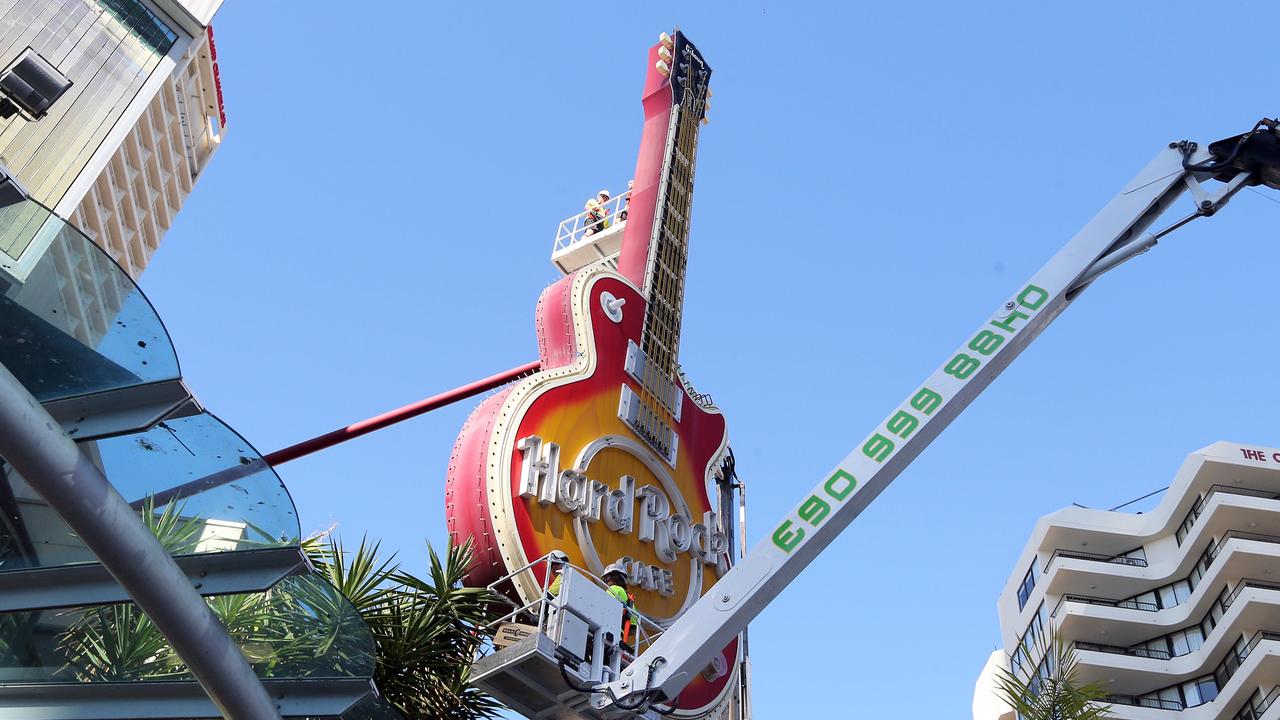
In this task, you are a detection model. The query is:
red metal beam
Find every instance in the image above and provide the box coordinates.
[264,360,540,466]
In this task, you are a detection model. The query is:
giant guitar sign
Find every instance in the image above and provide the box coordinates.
[446,31,740,716]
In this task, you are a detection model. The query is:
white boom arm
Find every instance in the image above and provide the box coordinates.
[600,135,1271,711]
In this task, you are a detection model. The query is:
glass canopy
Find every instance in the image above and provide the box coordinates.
[0,198,179,405]
[0,412,299,575]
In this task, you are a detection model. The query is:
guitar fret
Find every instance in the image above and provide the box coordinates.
[640,79,704,398]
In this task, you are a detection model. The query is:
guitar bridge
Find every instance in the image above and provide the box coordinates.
[618,385,678,467]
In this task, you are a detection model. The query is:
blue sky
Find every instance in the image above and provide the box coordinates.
[140,3,1280,717]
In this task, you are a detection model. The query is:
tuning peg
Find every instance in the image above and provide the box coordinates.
[706,87,713,98]
[700,116,710,126]
[655,60,671,77]
[659,32,674,50]
[658,46,672,64]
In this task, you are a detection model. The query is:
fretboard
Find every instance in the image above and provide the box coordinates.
[640,86,703,383]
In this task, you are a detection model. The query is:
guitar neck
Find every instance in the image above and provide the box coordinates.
[640,100,701,380]
[612,31,711,439]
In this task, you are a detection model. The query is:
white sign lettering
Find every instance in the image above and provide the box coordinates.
[517,435,728,576]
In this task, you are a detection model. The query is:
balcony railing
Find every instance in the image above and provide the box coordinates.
[1052,593,1158,618]
[1073,641,1172,660]
[1216,631,1280,691]
[1223,578,1280,611]
[1179,485,1280,546]
[1195,530,1280,580]
[1046,548,1148,571]
[1233,686,1280,720]
[1105,694,1184,711]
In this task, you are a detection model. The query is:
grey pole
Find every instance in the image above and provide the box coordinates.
[0,364,280,720]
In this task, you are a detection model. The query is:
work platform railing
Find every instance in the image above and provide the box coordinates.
[553,191,632,253]
[551,190,631,274]
[477,553,667,662]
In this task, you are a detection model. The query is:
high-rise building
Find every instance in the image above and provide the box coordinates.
[976,442,1280,720]
[0,0,225,281]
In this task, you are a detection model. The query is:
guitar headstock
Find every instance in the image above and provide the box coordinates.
[655,30,712,123]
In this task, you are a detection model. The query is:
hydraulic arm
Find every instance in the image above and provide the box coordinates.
[600,119,1280,713]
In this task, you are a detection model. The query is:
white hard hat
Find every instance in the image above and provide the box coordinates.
[602,562,629,582]
[597,189,611,199]
[548,550,569,563]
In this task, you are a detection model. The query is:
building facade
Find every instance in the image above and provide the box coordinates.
[976,442,1280,720]
[0,0,224,281]
[0,4,402,715]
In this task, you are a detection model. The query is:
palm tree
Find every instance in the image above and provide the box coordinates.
[309,535,505,719]
[994,632,1113,720]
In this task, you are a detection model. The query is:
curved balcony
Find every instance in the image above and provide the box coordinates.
[1232,686,1280,720]
[1096,633,1280,717]
[1005,444,1280,624]
[0,198,185,439]
[1054,541,1280,646]
[1047,548,1149,570]
[1068,583,1280,714]
[1070,578,1280,664]
[1177,485,1280,546]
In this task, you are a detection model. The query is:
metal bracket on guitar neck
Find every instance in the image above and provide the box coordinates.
[623,341,683,421]
[618,385,678,468]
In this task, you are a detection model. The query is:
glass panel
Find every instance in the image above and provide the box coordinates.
[1186,626,1205,653]
[1159,586,1178,609]
[0,412,298,573]
[0,574,373,683]
[1211,602,1226,624]
[1174,580,1192,604]
[1121,546,1147,561]
[1172,632,1191,656]
[1017,561,1037,610]
[0,200,178,402]
[1198,679,1219,704]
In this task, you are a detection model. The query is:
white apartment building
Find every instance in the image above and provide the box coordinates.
[976,442,1280,720]
[0,0,225,281]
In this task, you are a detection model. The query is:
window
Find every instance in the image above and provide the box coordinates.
[1017,560,1038,610]
[1170,626,1205,656]
[1012,603,1048,681]
[1183,677,1219,706]
[1176,495,1205,545]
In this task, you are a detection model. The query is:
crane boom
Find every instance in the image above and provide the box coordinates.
[600,124,1279,711]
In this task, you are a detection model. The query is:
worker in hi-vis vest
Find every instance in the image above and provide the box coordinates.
[546,550,569,597]
[602,562,640,651]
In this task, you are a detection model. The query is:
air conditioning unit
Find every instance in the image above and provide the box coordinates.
[0,47,72,120]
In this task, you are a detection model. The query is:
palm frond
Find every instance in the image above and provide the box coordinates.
[993,631,1113,720]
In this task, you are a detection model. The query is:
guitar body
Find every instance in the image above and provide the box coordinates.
[447,31,739,716]
[447,264,736,713]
